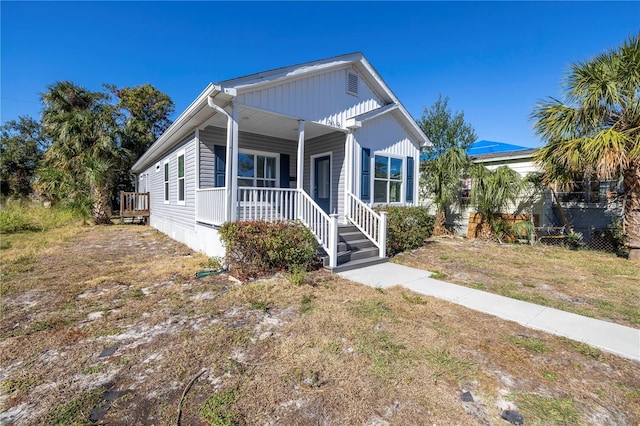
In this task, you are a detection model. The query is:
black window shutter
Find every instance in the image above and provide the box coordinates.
[361,148,370,202]
[280,154,290,188]
[214,145,226,187]
[406,156,414,202]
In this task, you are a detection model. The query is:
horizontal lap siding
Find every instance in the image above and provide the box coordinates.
[199,127,225,189]
[199,125,297,189]
[304,132,346,217]
[236,67,383,128]
[143,133,196,230]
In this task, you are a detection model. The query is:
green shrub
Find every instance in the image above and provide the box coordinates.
[605,217,626,253]
[375,206,434,257]
[219,220,318,279]
[0,199,82,234]
[565,231,585,250]
[0,207,40,233]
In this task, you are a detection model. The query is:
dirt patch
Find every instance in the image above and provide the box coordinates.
[1,226,639,425]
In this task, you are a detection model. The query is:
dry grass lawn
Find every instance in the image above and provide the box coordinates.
[394,237,640,328]
[1,225,639,425]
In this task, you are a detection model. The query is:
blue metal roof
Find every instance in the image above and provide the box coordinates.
[466,140,529,155]
[420,140,530,162]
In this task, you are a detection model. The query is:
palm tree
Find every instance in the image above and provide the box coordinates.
[532,34,640,260]
[420,146,470,235]
[470,165,524,240]
[40,82,122,224]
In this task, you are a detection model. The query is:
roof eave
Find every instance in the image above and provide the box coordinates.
[355,57,430,146]
[471,149,538,163]
[132,84,222,173]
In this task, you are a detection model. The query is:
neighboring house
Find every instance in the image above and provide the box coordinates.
[444,143,544,235]
[444,141,623,244]
[131,53,430,271]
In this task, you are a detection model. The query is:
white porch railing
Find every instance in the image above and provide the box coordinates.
[297,190,338,268]
[194,186,340,267]
[345,191,387,258]
[237,187,298,222]
[195,188,226,225]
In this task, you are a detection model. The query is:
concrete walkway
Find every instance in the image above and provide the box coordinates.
[339,262,640,362]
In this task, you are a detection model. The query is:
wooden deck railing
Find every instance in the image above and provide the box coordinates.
[120,192,150,223]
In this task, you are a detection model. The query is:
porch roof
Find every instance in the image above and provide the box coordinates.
[132,53,430,173]
[200,104,347,141]
[132,85,344,173]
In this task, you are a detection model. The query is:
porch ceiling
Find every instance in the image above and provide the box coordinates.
[202,105,345,141]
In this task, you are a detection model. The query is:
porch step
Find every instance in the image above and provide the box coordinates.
[322,223,387,272]
[343,238,377,250]
[338,224,359,234]
[327,256,389,273]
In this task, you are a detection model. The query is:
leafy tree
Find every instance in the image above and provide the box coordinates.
[470,165,524,240]
[38,81,124,224]
[418,94,478,158]
[532,34,640,260]
[108,83,174,158]
[36,81,173,224]
[0,116,48,197]
[420,147,470,235]
[107,84,175,193]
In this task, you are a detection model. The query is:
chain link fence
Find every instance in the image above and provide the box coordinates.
[535,225,625,254]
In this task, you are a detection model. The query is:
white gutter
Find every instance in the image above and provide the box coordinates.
[207,92,237,222]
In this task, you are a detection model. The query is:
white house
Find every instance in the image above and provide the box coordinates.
[443,144,623,246]
[131,53,430,271]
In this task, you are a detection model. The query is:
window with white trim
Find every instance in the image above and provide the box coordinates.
[163,161,169,203]
[374,155,403,203]
[237,151,277,187]
[177,151,185,204]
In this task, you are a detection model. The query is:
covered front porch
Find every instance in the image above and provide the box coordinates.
[193,95,386,268]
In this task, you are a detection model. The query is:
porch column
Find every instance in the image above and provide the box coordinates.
[297,121,305,220]
[345,131,354,219]
[297,121,305,191]
[224,103,239,222]
[229,104,239,222]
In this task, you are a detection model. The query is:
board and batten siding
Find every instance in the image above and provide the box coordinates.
[236,67,383,130]
[141,133,196,231]
[303,132,346,218]
[199,125,299,189]
[353,112,421,204]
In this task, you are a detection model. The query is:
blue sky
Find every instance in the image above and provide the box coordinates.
[2,2,639,148]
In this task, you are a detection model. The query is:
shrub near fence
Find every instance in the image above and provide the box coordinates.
[536,225,627,255]
[375,206,435,257]
[219,220,318,280]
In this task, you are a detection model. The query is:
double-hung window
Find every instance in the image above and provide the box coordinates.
[163,161,170,203]
[374,155,403,203]
[177,150,185,205]
[237,151,277,187]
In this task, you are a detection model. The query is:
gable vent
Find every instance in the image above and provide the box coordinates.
[347,71,359,96]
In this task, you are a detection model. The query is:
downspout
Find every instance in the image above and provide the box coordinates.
[207,94,236,222]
